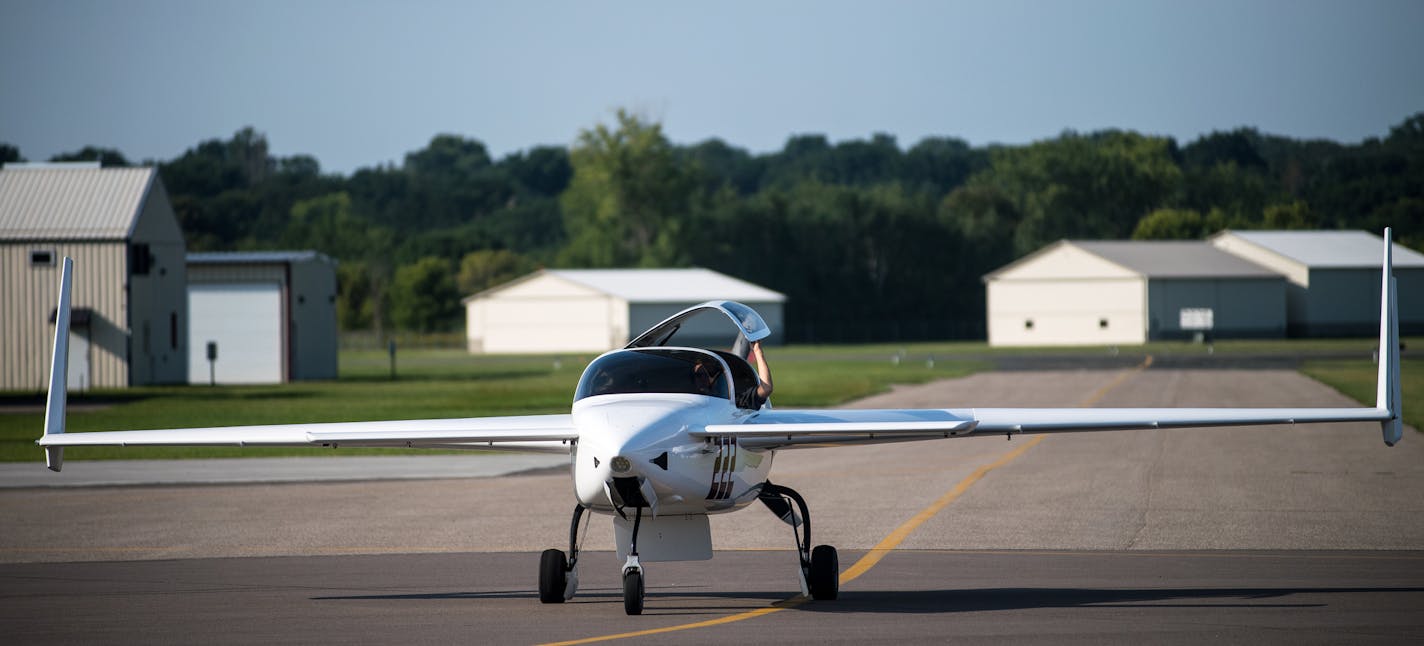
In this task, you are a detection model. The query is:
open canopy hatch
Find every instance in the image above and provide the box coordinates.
[624,300,771,352]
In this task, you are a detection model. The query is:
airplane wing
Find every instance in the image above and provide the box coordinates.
[701,404,1392,451]
[38,415,578,453]
[703,228,1405,451]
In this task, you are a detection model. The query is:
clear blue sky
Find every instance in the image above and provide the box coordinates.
[2,0,1421,175]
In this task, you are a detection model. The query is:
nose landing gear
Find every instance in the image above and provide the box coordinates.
[759,481,839,600]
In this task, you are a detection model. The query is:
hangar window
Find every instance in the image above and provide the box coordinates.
[1024,319,1034,330]
[30,250,55,266]
[1099,318,1109,329]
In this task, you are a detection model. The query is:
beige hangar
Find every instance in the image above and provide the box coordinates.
[0,163,188,390]
[985,240,1286,347]
[463,268,786,354]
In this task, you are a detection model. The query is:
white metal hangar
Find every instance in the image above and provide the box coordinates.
[187,251,338,384]
[463,268,786,354]
[0,163,188,390]
[1210,229,1424,337]
[984,240,1286,347]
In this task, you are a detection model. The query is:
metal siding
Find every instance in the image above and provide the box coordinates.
[1300,269,1388,336]
[0,167,155,240]
[189,264,287,284]
[1,241,128,390]
[1146,278,1285,339]
[287,257,338,380]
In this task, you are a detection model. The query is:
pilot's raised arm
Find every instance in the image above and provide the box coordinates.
[748,340,773,403]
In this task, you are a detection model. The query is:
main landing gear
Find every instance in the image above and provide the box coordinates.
[759,481,839,600]
[539,505,586,604]
[540,484,838,613]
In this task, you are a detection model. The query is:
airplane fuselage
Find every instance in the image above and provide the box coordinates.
[571,393,773,516]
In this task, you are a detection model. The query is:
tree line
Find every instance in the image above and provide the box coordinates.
[3,110,1420,342]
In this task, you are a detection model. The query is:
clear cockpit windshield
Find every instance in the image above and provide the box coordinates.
[575,349,732,402]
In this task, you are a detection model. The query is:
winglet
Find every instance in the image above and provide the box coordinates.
[40,257,73,471]
[1377,229,1403,447]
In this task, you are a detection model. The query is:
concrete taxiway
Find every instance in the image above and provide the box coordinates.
[1,367,1422,643]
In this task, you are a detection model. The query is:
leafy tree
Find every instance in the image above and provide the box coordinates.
[500,146,572,197]
[336,261,383,331]
[389,256,461,332]
[558,110,693,267]
[50,146,130,166]
[1261,200,1319,229]
[400,134,512,231]
[0,143,23,165]
[282,192,392,260]
[979,130,1182,254]
[1131,208,1231,239]
[904,137,987,196]
[456,249,532,296]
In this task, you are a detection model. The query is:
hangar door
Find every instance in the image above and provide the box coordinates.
[189,283,283,384]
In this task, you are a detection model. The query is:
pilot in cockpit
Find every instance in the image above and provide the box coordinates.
[691,357,721,397]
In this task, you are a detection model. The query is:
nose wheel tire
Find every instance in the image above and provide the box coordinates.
[808,544,839,600]
[539,549,567,604]
[623,569,645,615]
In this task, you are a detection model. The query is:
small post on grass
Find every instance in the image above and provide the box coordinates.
[388,339,397,381]
[205,341,218,386]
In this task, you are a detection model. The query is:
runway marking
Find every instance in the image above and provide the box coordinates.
[540,360,1152,646]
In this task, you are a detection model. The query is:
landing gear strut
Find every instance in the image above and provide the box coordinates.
[760,481,838,600]
[622,506,646,615]
[539,505,587,603]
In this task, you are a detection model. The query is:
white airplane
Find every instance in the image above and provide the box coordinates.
[37,231,1404,615]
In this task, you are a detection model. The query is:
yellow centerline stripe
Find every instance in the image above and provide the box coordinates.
[540,358,1153,646]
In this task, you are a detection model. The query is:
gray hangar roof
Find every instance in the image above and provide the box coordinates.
[0,164,160,240]
[1069,240,1281,278]
[985,240,1280,280]
[1210,230,1424,268]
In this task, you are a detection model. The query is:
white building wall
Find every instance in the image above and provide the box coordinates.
[988,278,1146,346]
[466,273,622,354]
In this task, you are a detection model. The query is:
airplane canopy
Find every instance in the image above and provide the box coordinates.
[625,300,771,350]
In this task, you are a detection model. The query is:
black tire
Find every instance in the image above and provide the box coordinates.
[623,569,644,615]
[808,545,839,600]
[539,549,567,603]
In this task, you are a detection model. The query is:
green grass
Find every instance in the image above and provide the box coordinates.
[1301,358,1424,432]
[0,348,983,462]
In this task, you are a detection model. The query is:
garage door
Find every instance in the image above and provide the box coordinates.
[189,283,283,384]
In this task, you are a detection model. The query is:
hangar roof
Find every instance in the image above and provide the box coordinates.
[548,268,785,303]
[0,164,158,240]
[1210,230,1424,268]
[468,268,785,304]
[188,251,335,265]
[1070,240,1281,278]
[986,240,1280,281]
